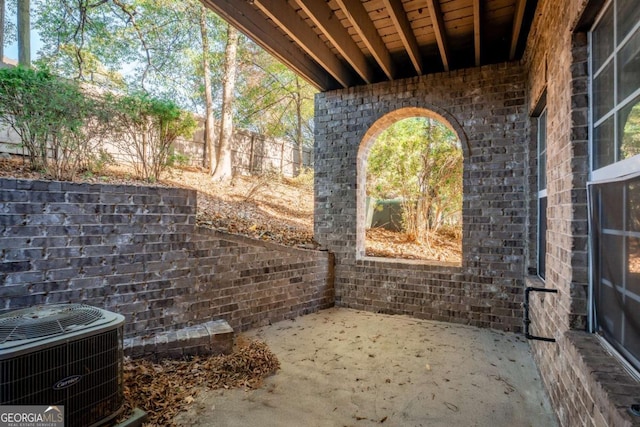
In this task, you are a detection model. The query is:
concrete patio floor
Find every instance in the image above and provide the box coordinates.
[175,308,559,427]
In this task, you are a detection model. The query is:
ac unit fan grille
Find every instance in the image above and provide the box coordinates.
[0,327,124,427]
[0,304,104,344]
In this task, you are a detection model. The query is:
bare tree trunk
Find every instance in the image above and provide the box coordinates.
[17,0,30,67]
[295,76,303,176]
[199,4,215,172]
[211,24,238,181]
[0,0,5,62]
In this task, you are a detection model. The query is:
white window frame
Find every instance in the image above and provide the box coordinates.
[590,0,640,182]
[588,0,640,374]
[537,109,547,280]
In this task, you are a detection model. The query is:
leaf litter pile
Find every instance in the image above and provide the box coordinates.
[120,338,280,426]
[365,227,461,262]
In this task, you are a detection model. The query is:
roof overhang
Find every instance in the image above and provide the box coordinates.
[201,0,538,92]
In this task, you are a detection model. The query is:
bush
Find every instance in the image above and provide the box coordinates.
[0,67,107,179]
[166,149,191,169]
[287,167,314,189]
[107,92,197,181]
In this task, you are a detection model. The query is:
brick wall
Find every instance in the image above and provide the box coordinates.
[0,178,334,338]
[524,0,640,425]
[314,62,528,332]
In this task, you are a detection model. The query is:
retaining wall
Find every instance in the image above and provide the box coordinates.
[0,178,334,339]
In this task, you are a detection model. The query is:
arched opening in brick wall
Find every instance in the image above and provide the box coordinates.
[356,107,467,264]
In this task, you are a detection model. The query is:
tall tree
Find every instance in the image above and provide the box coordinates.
[236,48,315,172]
[17,0,29,66]
[367,117,462,244]
[32,0,316,173]
[211,23,237,181]
[293,75,304,175]
[34,0,130,86]
[199,3,215,171]
[1,0,5,61]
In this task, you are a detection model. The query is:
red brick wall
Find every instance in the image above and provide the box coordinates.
[315,62,528,332]
[524,0,640,425]
[0,178,334,338]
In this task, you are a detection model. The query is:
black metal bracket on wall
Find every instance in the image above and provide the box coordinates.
[524,286,558,342]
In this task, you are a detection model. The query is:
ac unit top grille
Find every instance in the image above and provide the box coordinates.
[0,304,104,344]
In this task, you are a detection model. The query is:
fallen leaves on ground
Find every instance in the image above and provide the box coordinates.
[121,338,280,426]
[365,227,462,263]
[159,167,317,247]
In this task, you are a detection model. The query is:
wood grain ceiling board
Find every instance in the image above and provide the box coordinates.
[203,0,538,91]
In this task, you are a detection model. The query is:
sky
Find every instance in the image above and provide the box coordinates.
[3,6,42,62]
[4,33,42,61]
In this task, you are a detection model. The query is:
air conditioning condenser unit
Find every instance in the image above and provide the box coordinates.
[0,304,125,427]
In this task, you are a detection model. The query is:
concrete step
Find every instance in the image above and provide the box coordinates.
[124,319,234,360]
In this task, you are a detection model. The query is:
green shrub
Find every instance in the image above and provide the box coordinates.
[166,149,191,168]
[107,92,197,181]
[0,67,106,179]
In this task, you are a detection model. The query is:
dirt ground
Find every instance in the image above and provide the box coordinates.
[174,308,558,427]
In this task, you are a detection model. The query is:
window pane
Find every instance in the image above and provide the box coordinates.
[619,96,640,161]
[600,182,624,229]
[623,297,640,365]
[617,0,640,44]
[601,233,624,286]
[592,178,640,372]
[538,111,547,190]
[628,237,640,282]
[593,4,614,71]
[538,196,547,279]
[538,110,547,153]
[539,150,546,190]
[594,117,616,169]
[617,28,640,103]
[594,61,615,121]
[590,3,640,373]
[597,232,624,347]
[629,178,640,232]
[596,280,623,343]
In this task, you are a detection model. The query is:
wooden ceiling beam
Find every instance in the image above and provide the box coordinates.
[425,0,451,72]
[384,0,423,75]
[204,0,537,90]
[295,0,375,84]
[473,0,481,66]
[334,0,395,80]
[510,0,527,60]
[254,0,355,88]
[200,0,337,91]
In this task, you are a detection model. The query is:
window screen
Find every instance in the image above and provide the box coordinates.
[590,176,640,371]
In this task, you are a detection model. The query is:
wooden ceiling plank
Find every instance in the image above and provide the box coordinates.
[425,0,451,71]
[383,0,423,74]
[200,0,336,91]
[473,0,481,66]
[509,0,526,60]
[253,0,355,88]
[295,0,375,84]
[334,0,396,80]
